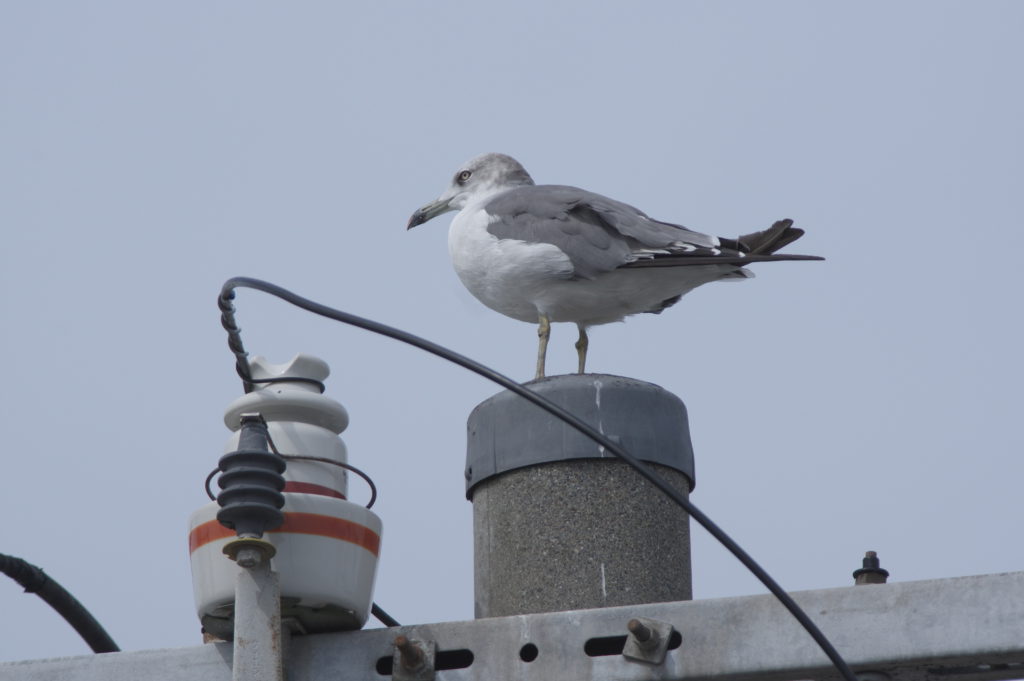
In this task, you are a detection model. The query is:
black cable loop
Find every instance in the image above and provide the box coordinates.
[205,428,375,507]
[263,429,377,508]
[280,456,377,508]
[218,276,858,681]
[204,467,219,502]
[246,376,326,393]
[205,457,377,509]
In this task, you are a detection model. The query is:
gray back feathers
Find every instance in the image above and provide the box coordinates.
[484,185,732,279]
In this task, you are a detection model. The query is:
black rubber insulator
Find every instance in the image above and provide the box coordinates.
[216,418,287,536]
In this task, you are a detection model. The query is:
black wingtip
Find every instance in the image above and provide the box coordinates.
[622,252,824,269]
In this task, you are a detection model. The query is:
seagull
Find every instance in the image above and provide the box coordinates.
[408,153,822,380]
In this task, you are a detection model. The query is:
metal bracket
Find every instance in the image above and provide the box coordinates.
[392,636,436,681]
[622,616,675,665]
[11,571,1024,681]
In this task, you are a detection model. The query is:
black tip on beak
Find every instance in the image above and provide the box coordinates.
[407,210,427,230]
[407,197,452,230]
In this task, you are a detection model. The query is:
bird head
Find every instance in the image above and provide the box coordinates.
[407,153,534,229]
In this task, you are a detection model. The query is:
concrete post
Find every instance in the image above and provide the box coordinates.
[466,374,695,618]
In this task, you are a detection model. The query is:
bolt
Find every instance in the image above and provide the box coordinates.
[627,618,662,651]
[394,635,424,671]
[236,546,263,568]
[628,619,651,642]
[853,550,890,585]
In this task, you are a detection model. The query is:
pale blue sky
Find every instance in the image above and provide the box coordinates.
[2,1,1022,662]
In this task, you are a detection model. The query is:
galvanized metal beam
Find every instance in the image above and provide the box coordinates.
[4,571,1023,681]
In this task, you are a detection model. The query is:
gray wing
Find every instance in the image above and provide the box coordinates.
[484,185,727,280]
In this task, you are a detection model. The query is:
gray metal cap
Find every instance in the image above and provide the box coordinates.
[465,374,695,497]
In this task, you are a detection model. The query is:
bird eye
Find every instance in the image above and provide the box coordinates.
[456,170,472,184]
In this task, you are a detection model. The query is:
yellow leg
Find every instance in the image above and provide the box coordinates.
[535,314,551,380]
[575,325,589,374]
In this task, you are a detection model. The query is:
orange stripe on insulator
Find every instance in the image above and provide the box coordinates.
[188,513,380,557]
[188,520,235,553]
[277,512,380,556]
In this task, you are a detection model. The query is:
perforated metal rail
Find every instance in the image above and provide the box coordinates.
[5,572,1023,681]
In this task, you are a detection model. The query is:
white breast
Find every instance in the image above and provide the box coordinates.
[447,205,573,323]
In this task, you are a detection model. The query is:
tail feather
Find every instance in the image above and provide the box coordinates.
[623,218,823,270]
[736,219,805,254]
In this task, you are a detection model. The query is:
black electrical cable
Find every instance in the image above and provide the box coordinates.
[219,276,857,681]
[0,553,120,654]
[371,603,401,628]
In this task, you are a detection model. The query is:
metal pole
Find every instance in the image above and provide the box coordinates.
[232,546,283,681]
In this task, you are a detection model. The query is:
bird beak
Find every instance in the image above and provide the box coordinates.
[407,196,455,229]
